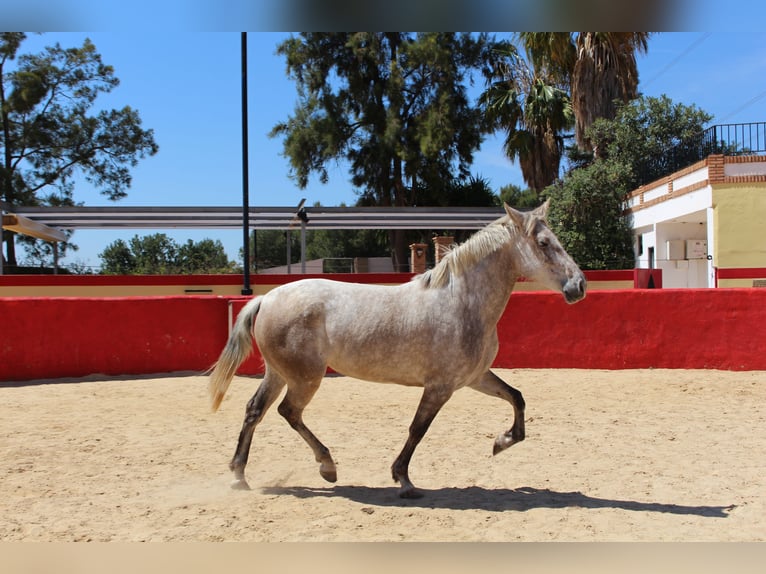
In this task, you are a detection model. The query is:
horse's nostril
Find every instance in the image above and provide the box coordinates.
[563,275,586,303]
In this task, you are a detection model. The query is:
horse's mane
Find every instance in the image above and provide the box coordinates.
[414,214,517,289]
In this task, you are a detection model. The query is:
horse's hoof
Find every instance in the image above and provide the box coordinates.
[230,478,251,490]
[319,463,337,483]
[398,486,424,499]
[493,431,522,455]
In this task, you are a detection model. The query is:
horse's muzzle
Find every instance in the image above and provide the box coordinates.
[563,274,587,304]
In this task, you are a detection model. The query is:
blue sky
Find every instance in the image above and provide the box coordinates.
[11,31,766,269]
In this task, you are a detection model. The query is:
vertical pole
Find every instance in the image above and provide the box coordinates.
[0,202,5,275]
[286,230,291,274]
[253,229,258,274]
[0,225,4,276]
[300,220,306,273]
[240,31,253,295]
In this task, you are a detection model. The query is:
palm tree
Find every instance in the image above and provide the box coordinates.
[518,32,651,152]
[481,42,574,193]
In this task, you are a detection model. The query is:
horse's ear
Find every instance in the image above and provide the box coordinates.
[532,199,551,220]
[504,202,526,230]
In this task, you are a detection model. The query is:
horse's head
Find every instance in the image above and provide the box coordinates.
[504,200,586,304]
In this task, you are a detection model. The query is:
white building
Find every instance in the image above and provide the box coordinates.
[627,154,766,288]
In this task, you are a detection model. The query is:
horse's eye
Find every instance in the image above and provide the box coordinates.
[538,237,550,248]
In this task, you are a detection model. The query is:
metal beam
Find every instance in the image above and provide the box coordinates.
[11,205,505,231]
[2,213,67,242]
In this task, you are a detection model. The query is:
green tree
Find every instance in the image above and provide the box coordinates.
[407,175,500,244]
[480,41,574,193]
[247,229,296,271]
[248,220,389,273]
[0,33,158,267]
[127,233,178,274]
[518,32,651,152]
[270,33,491,271]
[98,239,134,274]
[410,174,499,208]
[16,229,77,270]
[99,234,236,274]
[587,94,713,187]
[305,228,388,264]
[544,158,635,270]
[498,182,540,209]
[178,238,237,274]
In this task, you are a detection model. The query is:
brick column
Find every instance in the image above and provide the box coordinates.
[432,235,454,265]
[708,154,725,183]
[409,243,428,274]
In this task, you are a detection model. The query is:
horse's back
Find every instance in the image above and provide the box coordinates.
[259,277,406,314]
[256,278,414,340]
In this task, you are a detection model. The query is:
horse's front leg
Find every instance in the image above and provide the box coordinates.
[391,386,453,498]
[468,370,525,455]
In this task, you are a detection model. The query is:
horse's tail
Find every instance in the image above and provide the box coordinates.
[208,296,262,412]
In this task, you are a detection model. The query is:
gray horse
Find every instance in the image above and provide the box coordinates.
[209,201,586,498]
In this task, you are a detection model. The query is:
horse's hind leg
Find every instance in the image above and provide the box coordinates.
[277,377,337,483]
[468,370,526,455]
[391,386,453,498]
[229,368,286,490]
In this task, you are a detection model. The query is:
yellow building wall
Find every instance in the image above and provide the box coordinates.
[713,184,766,269]
[717,278,766,288]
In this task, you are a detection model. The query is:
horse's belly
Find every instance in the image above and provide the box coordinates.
[326,329,492,388]
[327,348,426,387]
[336,368,425,388]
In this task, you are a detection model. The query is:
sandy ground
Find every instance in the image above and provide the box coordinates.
[1,368,764,542]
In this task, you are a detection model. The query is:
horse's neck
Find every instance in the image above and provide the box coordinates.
[454,244,520,324]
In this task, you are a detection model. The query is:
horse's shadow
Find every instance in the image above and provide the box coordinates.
[260,484,735,518]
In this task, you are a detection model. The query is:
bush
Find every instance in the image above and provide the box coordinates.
[544,159,635,270]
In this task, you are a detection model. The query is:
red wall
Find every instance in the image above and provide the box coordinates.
[0,296,231,381]
[2,288,766,382]
[494,289,766,370]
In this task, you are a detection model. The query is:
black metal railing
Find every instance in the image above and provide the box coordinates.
[702,122,766,155]
[637,122,766,186]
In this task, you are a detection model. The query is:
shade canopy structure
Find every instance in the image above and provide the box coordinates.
[2,212,68,242]
[3,204,506,278]
[10,205,505,231]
